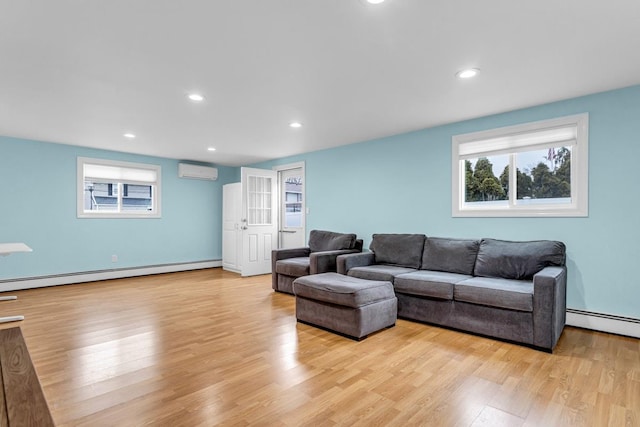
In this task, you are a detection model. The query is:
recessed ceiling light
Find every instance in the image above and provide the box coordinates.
[207,147,216,152]
[123,133,136,139]
[289,122,303,128]
[187,93,205,102]
[362,0,385,4]
[456,68,480,79]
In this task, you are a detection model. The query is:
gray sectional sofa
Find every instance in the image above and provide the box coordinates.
[338,234,567,351]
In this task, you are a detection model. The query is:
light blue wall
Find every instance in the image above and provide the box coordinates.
[0,136,237,280]
[254,85,640,320]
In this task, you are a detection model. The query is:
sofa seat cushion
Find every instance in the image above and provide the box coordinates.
[293,273,395,308]
[454,277,534,312]
[348,265,417,282]
[394,270,471,300]
[276,257,310,277]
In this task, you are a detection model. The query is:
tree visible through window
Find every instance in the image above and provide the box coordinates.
[465,146,572,204]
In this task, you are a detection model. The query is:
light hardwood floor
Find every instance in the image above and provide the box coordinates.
[1,268,638,426]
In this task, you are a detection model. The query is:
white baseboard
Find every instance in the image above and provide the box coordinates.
[0,260,222,292]
[566,308,640,339]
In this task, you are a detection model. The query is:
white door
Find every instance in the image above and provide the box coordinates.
[241,167,278,276]
[278,167,305,249]
[222,183,241,273]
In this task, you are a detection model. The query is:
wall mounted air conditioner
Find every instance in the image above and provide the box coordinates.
[178,163,218,180]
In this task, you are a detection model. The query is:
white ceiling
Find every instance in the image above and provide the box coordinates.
[1,1,639,166]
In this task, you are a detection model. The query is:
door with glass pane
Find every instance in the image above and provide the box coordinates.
[240,167,277,276]
[278,167,305,249]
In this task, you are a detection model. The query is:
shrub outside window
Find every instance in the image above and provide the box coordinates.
[77,157,161,218]
[452,114,588,217]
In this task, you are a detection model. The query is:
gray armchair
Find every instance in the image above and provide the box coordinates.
[271,230,363,294]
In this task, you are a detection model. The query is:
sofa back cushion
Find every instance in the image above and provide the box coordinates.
[308,230,356,252]
[474,238,566,280]
[370,234,426,268]
[421,237,480,275]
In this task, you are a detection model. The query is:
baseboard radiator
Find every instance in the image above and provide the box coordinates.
[0,260,222,293]
[566,308,640,339]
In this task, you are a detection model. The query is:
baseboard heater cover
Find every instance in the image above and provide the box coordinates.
[566,308,640,339]
[0,260,222,292]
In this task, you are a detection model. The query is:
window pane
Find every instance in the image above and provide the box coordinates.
[283,175,303,227]
[285,204,302,227]
[84,180,118,211]
[515,146,571,205]
[463,155,509,206]
[122,184,154,212]
[247,176,272,225]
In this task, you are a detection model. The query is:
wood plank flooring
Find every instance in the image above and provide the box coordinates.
[1,268,638,426]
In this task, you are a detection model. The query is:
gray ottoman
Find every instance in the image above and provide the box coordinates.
[292,272,397,340]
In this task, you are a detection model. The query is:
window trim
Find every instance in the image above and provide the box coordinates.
[452,113,589,217]
[77,157,162,218]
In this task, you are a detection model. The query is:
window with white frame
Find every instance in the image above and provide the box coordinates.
[452,113,588,217]
[77,157,161,218]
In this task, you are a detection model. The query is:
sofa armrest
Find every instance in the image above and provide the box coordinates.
[532,266,567,351]
[310,249,361,274]
[272,247,311,261]
[271,247,311,290]
[337,252,375,275]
